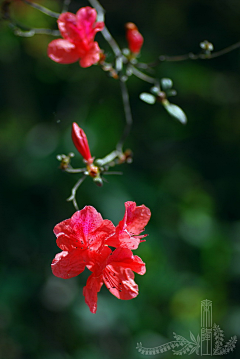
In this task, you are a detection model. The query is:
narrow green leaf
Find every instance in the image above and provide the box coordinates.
[164,103,187,124]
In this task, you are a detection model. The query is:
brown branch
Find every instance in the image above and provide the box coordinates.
[148,41,240,66]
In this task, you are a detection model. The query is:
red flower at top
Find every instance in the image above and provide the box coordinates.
[125,22,144,54]
[48,7,104,68]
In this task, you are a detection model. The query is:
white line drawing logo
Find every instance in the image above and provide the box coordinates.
[136,299,237,356]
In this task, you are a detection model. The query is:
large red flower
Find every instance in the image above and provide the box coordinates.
[51,206,115,278]
[83,246,146,313]
[51,202,150,313]
[48,7,104,68]
[106,201,151,249]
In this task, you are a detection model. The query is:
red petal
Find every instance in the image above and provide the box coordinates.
[79,41,101,68]
[71,206,103,239]
[87,246,112,274]
[103,265,138,300]
[122,201,151,235]
[48,39,79,64]
[108,247,146,274]
[106,229,140,250]
[76,7,103,42]
[54,218,78,251]
[89,219,115,250]
[83,273,104,313]
[57,12,80,42]
[51,249,88,279]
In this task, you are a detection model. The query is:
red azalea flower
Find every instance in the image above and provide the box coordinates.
[72,122,93,164]
[106,201,151,249]
[125,22,144,54]
[83,246,146,313]
[48,7,104,68]
[51,206,115,279]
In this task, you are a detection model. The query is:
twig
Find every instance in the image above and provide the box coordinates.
[62,0,71,13]
[95,150,122,166]
[149,41,240,66]
[21,0,60,18]
[87,0,123,71]
[64,168,86,174]
[13,26,60,37]
[130,66,158,85]
[67,175,87,210]
[116,79,133,152]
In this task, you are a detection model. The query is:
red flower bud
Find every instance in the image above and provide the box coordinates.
[72,122,93,163]
[125,22,144,54]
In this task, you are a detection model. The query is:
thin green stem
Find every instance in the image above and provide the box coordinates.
[130,66,158,85]
[87,0,123,70]
[67,175,87,210]
[13,26,60,37]
[62,0,71,13]
[64,168,86,174]
[95,150,122,166]
[148,41,240,66]
[21,0,60,18]
[116,79,133,152]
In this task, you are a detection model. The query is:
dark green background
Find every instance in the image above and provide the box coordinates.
[1,0,240,358]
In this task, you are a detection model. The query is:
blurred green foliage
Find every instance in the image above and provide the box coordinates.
[0,0,240,358]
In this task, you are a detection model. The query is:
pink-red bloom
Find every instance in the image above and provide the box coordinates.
[51,202,151,313]
[48,7,104,68]
[125,22,144,54]
[72,122,93,164]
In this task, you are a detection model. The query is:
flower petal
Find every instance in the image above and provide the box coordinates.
[120,201,151,235]
[51,249,88,279]
[76,7,103,42]
[79,41,101,68]
[57,12,80,42]
[105,229,140,250]
[103,265,139,300]
[109,247,146,274]
[83,272,104,313]
[48,39,79,64]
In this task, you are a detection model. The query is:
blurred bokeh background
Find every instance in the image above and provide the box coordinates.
[1,0,240,358]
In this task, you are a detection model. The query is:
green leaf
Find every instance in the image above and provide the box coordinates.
[164,102,187,124]
[139,92,156,104]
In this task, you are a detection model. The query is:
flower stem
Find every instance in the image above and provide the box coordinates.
[130,66,158,85]
[148,41,240,66]
[67,175,87,210]
[116,79,133,152]
[21,0,60,18]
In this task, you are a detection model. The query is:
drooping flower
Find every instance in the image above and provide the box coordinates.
[125,22,144,54]
[106,201,151,249]
[83,246,146,313]
[51,202,150,313]
[48,7,104,68]
[51,206,115,279]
